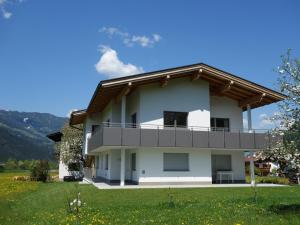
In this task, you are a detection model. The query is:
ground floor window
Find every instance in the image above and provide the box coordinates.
[212,154,232,171]
[163,153,189,171]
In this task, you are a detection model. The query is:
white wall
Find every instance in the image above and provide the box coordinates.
[137,148,212,184]
[126,89,140,124]
[210,96,243,131]
[211,150,245,181]
[139,77,211,128]
[59,160,70,180]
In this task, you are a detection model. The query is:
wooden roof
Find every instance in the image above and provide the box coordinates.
[70,63,286,125]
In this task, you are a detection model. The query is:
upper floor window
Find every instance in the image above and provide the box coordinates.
[211,118,230,131]
[164,111,188,128]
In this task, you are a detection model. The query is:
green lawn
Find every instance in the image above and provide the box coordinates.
[0,172,300,225]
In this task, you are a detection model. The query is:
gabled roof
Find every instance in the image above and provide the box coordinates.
[70,63,286,125]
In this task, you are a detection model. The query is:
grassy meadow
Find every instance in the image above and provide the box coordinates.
[0,171,300,225]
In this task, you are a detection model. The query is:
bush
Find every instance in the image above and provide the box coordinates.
[30,160,50,182]
[246,176,290,185]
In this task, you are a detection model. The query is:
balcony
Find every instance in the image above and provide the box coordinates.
[87,123,280,152]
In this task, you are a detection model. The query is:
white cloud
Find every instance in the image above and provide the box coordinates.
[243,118,248,128]
[0,0,24,19]
[99,27,162,48]
[95,46,144,78]
[2,9,12,19]
[258,113,273,128]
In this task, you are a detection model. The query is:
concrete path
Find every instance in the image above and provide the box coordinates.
[81,178,286,189]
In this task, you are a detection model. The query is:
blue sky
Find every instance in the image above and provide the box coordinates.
[0,0,299,128]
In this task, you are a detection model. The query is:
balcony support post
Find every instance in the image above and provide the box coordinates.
[250,150,256,186]
[121,95,126,128]
[120,148,126,186]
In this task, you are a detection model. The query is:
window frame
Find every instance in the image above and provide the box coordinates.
[163,111,188,128]
[210,117,230,131]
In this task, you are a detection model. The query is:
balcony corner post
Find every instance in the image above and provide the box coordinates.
[120,148,126,186]
[249,150,256,187]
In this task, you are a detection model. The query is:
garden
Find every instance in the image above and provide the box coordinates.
[0,171,300,225]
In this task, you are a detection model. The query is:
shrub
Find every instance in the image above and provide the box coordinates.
[246,176,290,185]
[30,160,50,182]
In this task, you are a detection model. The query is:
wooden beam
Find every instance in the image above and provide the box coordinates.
[239,93,266,107]
[191,68,203,81]
[115,82,132,104]
[160,75,170,88]
[212,80,234,96]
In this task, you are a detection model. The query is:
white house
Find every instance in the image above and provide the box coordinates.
[70,63,285,186]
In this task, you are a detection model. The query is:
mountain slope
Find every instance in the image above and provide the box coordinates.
[0,110,67,161]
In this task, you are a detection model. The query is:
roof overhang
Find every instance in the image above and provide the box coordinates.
[70,63,286,125]
[47,132,63,142]
[69,109,87,125]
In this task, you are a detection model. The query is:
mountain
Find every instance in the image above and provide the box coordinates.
[0,110,67,162]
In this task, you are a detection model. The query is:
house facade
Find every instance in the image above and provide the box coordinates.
[70,63,285,186]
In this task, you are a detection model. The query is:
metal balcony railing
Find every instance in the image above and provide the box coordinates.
[87,123,280,152]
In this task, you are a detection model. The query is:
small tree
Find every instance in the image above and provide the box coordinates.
[55,123,84,170]
[30,160,50,182]
[260,50,300,182]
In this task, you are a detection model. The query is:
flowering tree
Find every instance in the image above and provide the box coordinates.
[55,123,84,168]
[260,50,300,182]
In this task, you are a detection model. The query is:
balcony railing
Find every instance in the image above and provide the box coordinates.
[87,123,280,152]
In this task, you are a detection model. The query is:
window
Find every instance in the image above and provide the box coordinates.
[212,155,232,171]
[163,153,189,171]
[91,125,100,135]
[105,154,109,170]
[131,153,136,171]
[164,111,188,128]
[131,113,137,128]
[211,118,230,131]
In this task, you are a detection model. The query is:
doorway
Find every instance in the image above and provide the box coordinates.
[131,153,136,181]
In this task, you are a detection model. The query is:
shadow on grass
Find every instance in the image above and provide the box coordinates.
[270,203,300,215]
